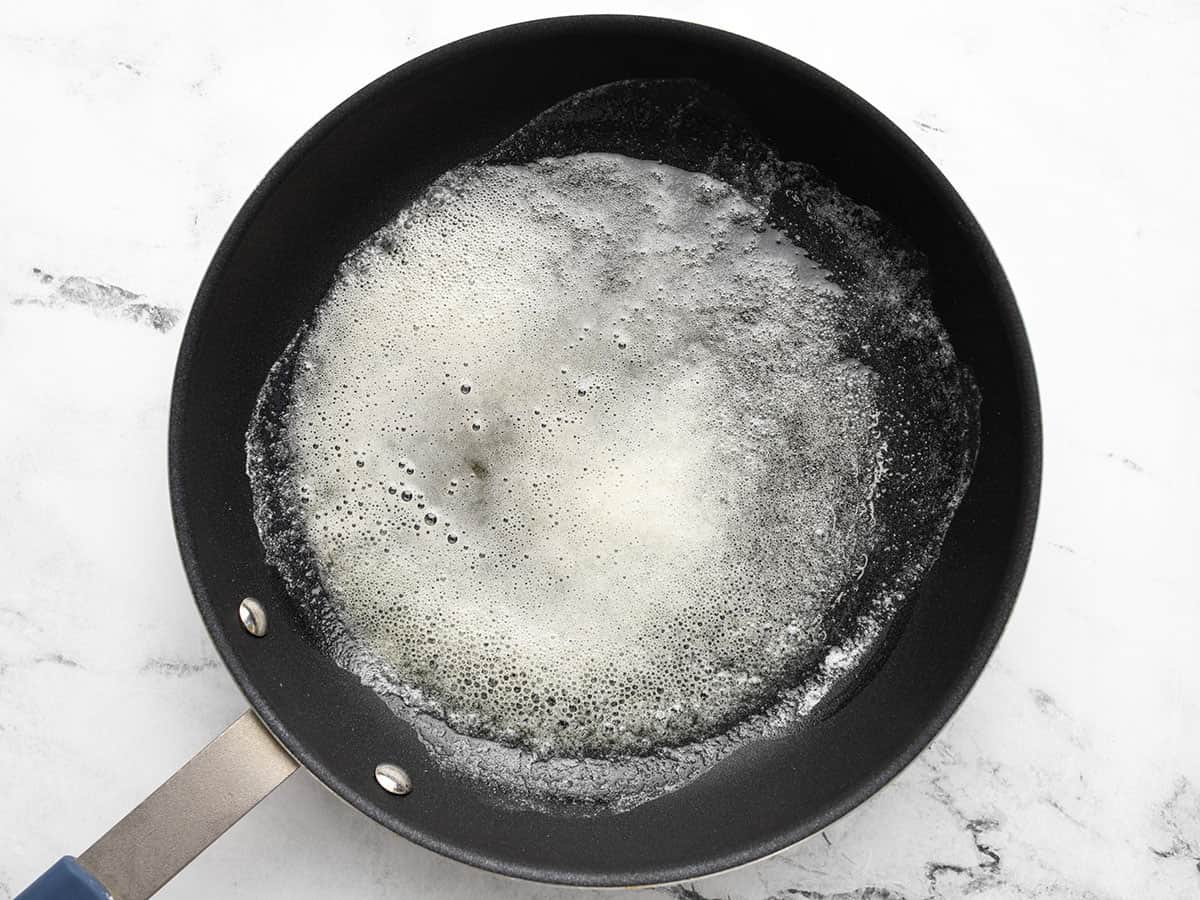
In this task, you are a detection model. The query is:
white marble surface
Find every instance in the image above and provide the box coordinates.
[1,1,1198,897]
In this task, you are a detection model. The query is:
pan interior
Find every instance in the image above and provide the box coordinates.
[244,79,979,812]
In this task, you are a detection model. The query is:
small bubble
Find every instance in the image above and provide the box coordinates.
[355,459,365,468]
[471,420,481,431]
[447,533,459,544]
[460,382,472,394]
[425,512,438,525]
[400,489,413,501]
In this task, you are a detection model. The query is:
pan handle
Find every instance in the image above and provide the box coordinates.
[14,858,109,900]
[16,710,298,900]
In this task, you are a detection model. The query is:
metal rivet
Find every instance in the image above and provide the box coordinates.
[375,763,412,796]
[239,597,268,637]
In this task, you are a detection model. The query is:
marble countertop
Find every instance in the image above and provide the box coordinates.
[2,2,1197,898]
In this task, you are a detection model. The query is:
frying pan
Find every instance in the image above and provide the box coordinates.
[16,15,1040,899]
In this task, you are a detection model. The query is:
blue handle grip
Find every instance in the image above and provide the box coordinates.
[16,857,110,900]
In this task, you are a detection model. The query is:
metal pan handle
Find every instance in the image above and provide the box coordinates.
[16,711,298,900]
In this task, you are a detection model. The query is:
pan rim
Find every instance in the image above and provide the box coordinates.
[169,13,1042,887]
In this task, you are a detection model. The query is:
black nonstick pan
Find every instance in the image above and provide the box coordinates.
[16,15,1040,900]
